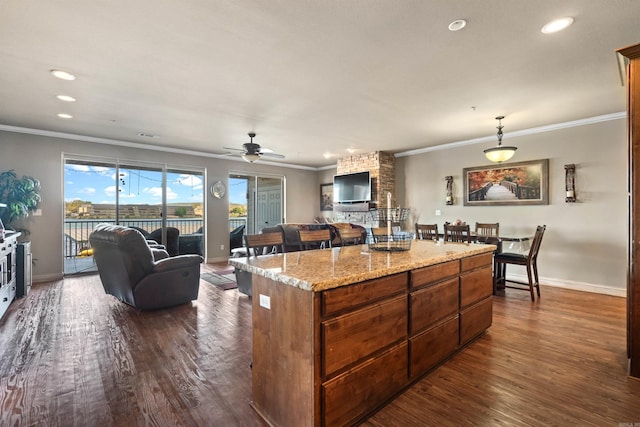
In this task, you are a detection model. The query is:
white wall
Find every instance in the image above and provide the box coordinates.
[2,117,628,295]
[396,118,628,295]
[0,130,318,281]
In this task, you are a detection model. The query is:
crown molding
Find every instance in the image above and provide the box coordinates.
[0,124,317,171]
[0,111,627,170]
[394,112,627,158]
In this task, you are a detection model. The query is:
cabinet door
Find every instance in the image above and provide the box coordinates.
[411,260,459,290]
[460,266,493,309]
[410,277,458,334]
[460,297,492,344]
[323,342,408,427]
[322,272,407,316]
[409,316,459,379]
[322,295,407,377]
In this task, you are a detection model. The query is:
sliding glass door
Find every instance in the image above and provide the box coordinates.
[229,173,284,237]
[64,157,204,275]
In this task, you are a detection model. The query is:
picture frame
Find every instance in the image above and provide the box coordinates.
[463,159,549,206]
[320,183,334,211]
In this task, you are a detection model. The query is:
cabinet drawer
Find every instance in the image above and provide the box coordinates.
[460,266,493,309]
[410,277,458,334]
[409,316,459,379]
[322,272,408,316]
[461,252,493,272]
[410,260,459,290]
[323,342,408,427]
[323,295,407,377]
[460,296,492,344]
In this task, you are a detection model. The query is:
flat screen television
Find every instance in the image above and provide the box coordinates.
[333,171,371,203]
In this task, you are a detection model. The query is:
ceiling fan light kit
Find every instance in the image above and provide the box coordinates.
[484,116,517,163]
[224,132,285,163]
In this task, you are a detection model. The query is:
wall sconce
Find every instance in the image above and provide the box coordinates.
[565,164,576,202]
[445,176,454,205]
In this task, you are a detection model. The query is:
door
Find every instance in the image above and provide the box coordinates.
[64,157,205,275]
[230,173,284,236]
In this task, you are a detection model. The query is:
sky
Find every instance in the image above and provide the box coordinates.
[64,164,248,205]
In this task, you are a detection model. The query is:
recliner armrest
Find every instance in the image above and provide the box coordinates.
[153,254,203,273]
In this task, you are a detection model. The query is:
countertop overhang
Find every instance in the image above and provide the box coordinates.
[229,240,496,292]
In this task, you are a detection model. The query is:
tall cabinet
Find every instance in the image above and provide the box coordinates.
[618,42,640,378]
[0,232,19,321]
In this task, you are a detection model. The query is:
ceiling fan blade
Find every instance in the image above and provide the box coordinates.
[223,146,245,152]
[260,152,285,159]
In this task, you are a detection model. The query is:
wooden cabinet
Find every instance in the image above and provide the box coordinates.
[618,43,640,378]
[460,253,493,345]
[0,232,19,321]
[250,251,493,426]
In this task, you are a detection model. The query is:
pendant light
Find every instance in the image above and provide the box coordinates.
[484,116,517,163]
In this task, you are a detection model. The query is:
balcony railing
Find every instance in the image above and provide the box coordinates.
[64,217,247,259]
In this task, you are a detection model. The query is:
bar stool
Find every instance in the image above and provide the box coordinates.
[493,225,546,301]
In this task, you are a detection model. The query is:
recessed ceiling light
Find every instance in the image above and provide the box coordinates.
[346,148,357,154]
[541,17,574,34]
[448,19,467,32]
[57,113,73,119]
[323,152,332,159]
[51,69,76,80]
[56,95,76,102]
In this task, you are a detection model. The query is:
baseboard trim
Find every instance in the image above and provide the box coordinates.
[207,256,230,263]
[34,273,64,283]
[507,273,626,297]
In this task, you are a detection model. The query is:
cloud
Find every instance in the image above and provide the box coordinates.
[144,187,178,200]
[92,166,112,175]
[104,186,137,199]
[104,185,117,197]
[78,187,96,195]
[67,164,90,172]
[176,174,203,187]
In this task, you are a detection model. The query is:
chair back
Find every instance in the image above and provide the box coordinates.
[528,225,546,261]
[337,227,365,246]
[244,232,285,257]
[298,229,332,249]
[89,224,157,305]
[415,223,439,241]
[444,224,471,243]
[475,222,499,238]
[147,227,180,256]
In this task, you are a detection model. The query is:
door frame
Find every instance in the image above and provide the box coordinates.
[229,170,286,235]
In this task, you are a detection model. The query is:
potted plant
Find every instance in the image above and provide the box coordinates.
[0,170,41,235]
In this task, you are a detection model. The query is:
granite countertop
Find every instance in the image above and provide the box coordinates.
[228,240,496,292]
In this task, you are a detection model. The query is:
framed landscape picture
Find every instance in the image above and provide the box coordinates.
[320,183,333,211]
[463,159,549,206]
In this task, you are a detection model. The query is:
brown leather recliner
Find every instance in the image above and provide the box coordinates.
[89,223,202,310]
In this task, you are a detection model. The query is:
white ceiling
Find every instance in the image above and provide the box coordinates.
[1,0,639,168]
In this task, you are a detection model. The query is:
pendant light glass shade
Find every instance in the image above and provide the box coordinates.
[484,116,517,163]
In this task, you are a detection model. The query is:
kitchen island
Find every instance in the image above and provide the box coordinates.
[229,239,496,427]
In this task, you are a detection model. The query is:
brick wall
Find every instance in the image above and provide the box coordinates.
[336,151,395,208]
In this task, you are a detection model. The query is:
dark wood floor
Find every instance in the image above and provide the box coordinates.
[1,264,639,426]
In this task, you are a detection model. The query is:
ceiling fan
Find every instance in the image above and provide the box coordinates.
[224,132,285,163]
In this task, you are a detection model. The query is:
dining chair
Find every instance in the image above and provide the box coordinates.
[298,228,332,250]
[337,227,365,246]
[444,224,471,243]
[415,223,438,241]
[244,231,285,257]
[475,222,499,239]
[493,225,546,301]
